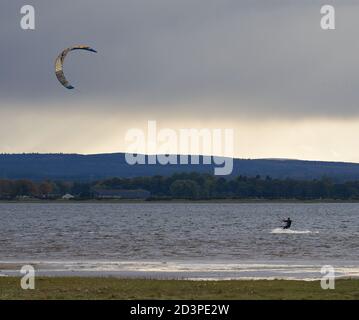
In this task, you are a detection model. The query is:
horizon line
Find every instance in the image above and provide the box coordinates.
[1,152,359,165]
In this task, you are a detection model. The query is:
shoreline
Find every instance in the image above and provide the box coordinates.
[0,277,358,300]
[1,260,358,281]
[2,199,359,204]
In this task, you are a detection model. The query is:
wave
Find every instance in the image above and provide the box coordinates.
[0,260,357,280]
[271,228,319,234]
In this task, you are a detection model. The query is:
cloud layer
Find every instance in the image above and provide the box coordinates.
[1,0,358,118]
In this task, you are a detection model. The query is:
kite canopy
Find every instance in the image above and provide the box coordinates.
[55,45,97,90]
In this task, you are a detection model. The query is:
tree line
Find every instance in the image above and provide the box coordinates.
[1,172,359,200]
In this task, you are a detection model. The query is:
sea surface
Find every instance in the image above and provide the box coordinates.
[0,203,358,280]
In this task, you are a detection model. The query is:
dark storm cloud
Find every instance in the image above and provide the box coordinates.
[1,0,359,118]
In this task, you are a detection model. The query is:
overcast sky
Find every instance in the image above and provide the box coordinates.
[1,0,359,161]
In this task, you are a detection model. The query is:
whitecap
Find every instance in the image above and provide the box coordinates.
[271,228,319,234]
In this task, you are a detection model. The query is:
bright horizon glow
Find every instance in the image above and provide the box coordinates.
[1,107,359,163]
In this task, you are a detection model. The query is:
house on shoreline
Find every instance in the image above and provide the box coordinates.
[62,193,75,200]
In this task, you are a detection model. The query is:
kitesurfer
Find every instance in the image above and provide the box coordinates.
[282,217,292,229]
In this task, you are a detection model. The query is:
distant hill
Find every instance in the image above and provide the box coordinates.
[1,153,359,181]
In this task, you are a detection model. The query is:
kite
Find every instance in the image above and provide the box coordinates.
[55,45,97,89]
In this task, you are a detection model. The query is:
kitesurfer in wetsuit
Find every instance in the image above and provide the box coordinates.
[282,217,292,229]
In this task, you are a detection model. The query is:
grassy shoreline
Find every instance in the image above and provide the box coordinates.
[2,199,359,204]
[0,278,358,300]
